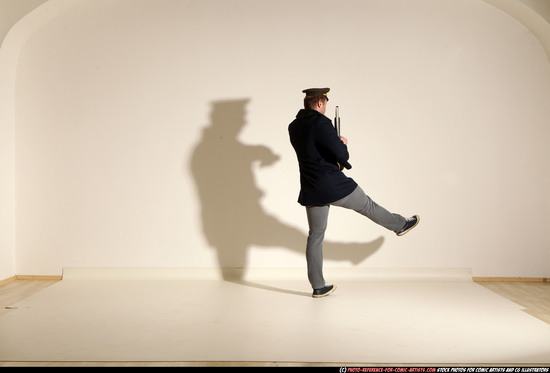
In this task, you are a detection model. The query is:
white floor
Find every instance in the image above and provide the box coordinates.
[1,268,550,365]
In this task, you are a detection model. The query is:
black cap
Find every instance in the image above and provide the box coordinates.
[302,87,330,101]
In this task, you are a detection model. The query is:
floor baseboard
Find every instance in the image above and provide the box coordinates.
[473,276,549,282]
[0,276,16,286]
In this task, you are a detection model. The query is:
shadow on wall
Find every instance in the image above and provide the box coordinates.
[189,99,384,288]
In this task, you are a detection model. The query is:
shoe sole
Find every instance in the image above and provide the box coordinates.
[397,215,420,236]
[312,285,337,298]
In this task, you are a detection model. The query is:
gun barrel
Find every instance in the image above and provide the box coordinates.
[335,106,340,136]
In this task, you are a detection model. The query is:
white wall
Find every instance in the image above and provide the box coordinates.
[520,0,550,23]
[0,0,49,280]
[0,39,15,279]
[485,0,550,62]
[4,0,550,278]
[0,0,48,44]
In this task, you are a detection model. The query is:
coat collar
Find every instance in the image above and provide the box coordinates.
[296,108,322,120]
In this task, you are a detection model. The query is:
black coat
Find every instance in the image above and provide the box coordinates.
[288,108,357,206]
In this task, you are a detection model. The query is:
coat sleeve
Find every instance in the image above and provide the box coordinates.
[316,118,352,170]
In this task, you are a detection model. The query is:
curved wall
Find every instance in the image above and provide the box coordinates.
[2,0,549,278]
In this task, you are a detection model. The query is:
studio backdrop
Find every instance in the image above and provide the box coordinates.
[1,0,549,278]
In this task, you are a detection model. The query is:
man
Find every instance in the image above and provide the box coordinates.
[288,88,419,298]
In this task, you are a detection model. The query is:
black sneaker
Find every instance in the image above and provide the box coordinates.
[312,285,336,298]
[396,215,420,236]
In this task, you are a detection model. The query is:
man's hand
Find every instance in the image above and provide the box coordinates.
[339,136,350,170]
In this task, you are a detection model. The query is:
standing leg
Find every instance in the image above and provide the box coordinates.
[333,186,407,233]
[305,205,330,289]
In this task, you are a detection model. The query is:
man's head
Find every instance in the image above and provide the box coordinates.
[302,88,329,114]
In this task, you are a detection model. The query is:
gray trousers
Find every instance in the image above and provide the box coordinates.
[305,186,406,289]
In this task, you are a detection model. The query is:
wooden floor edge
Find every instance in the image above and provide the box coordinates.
[473,276,549,282]
[2,274,548,284]
[15,275,63,280]
[14,275,63,281]
[0,276,16,286]
[1,275,63,285]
